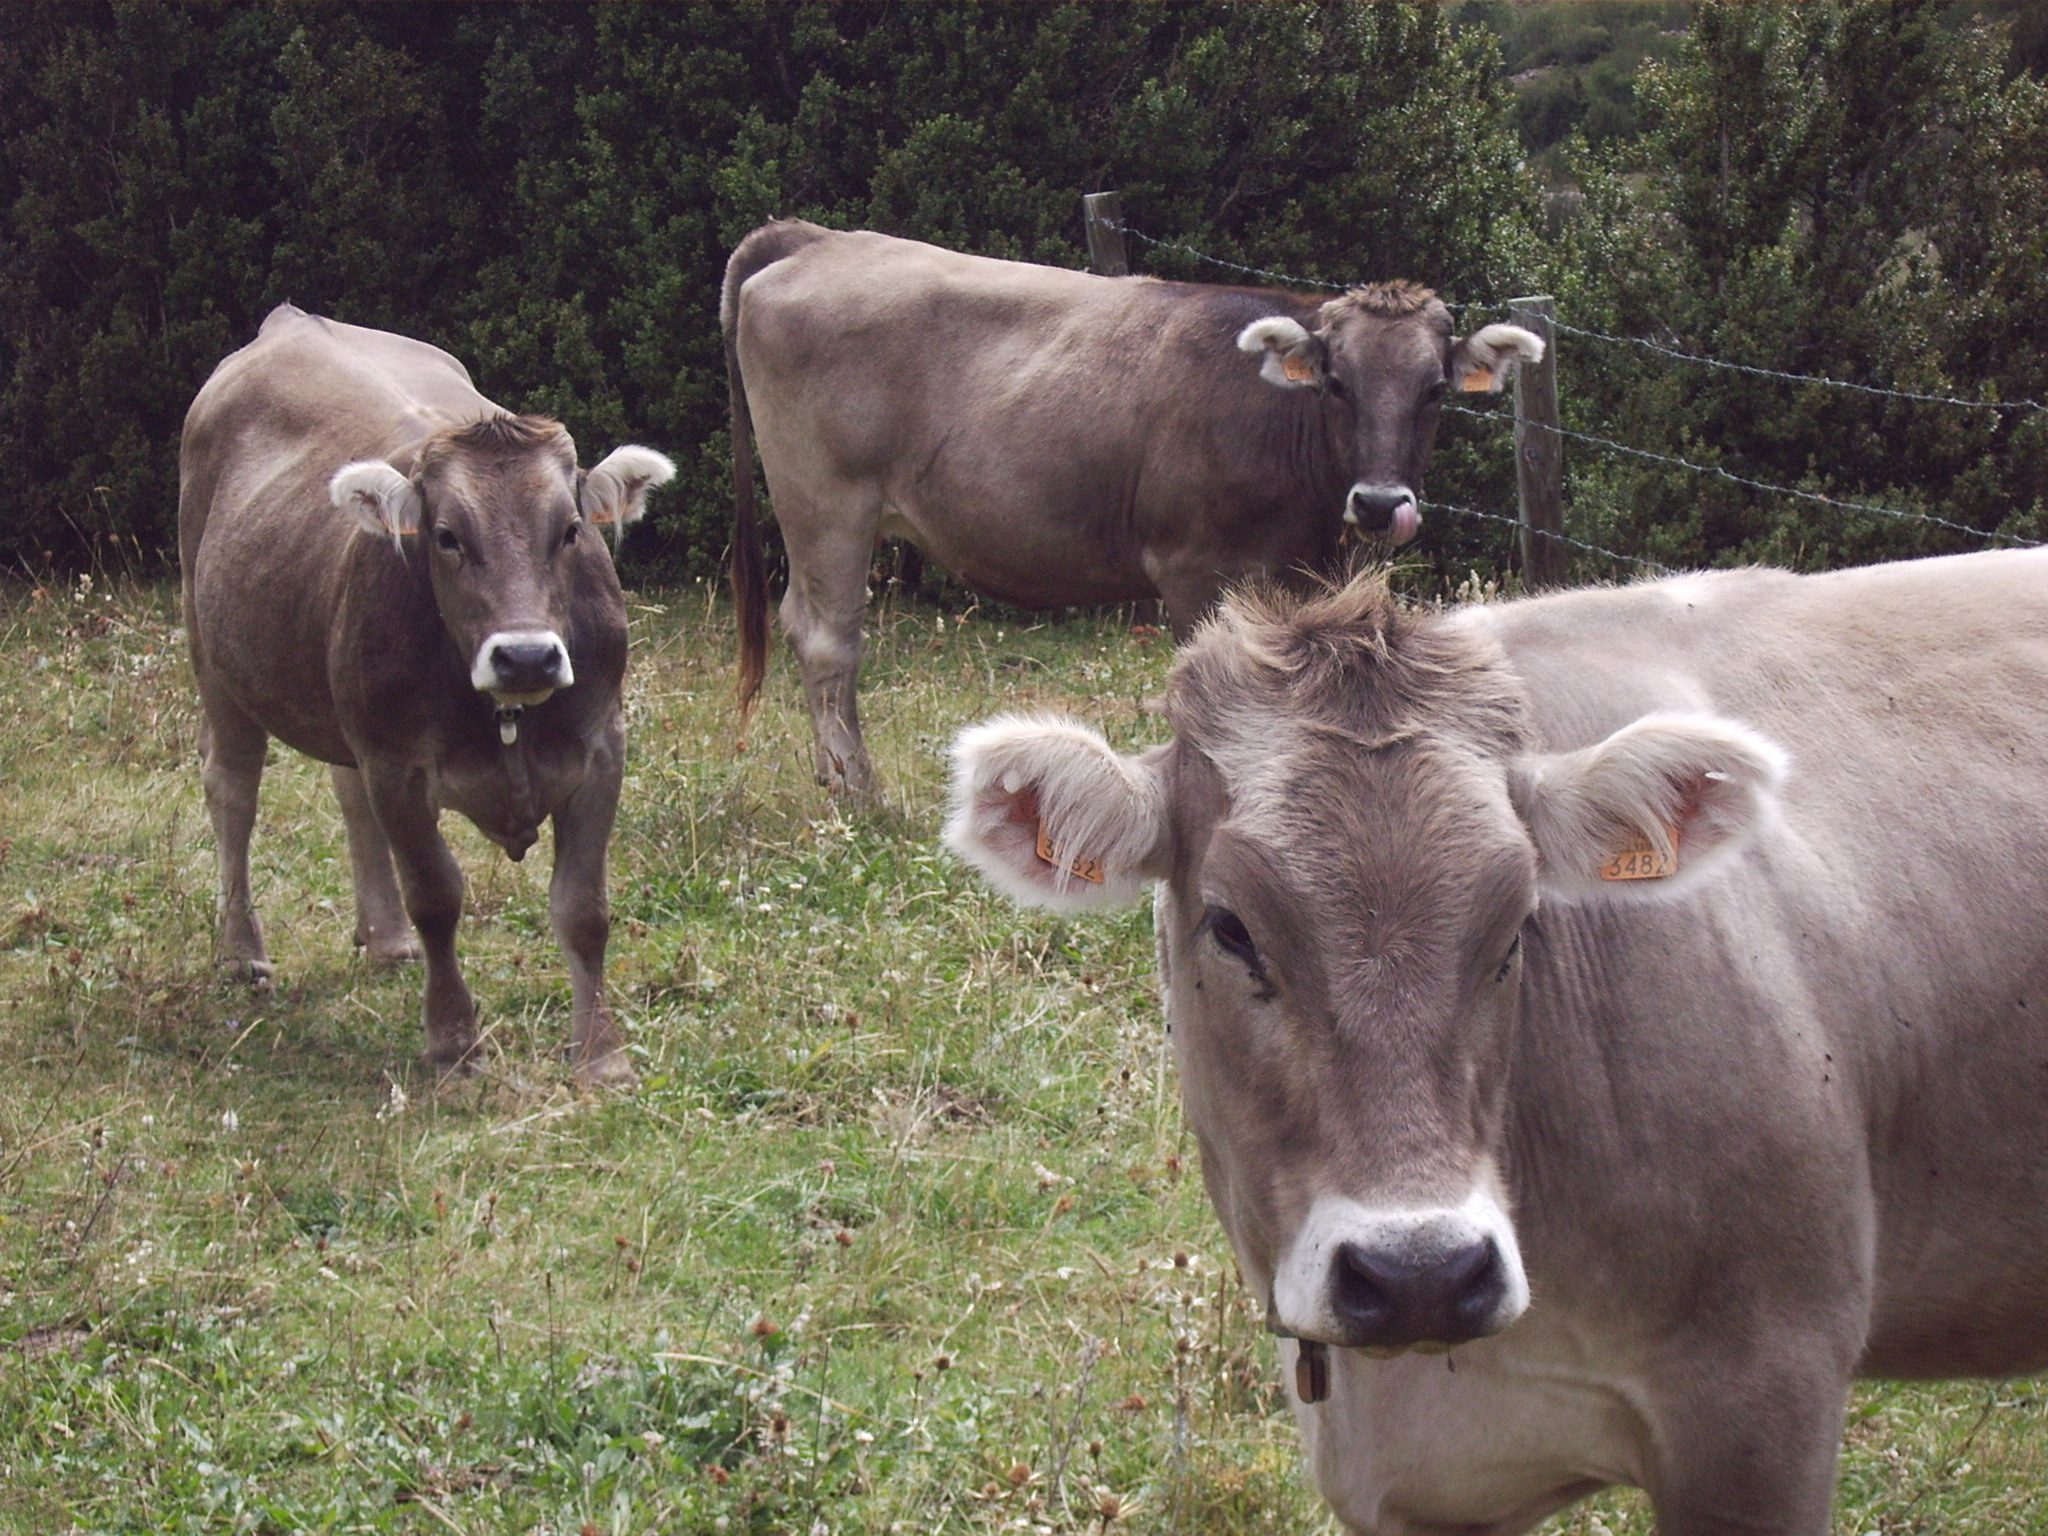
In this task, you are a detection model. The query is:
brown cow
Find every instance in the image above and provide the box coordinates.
[722,220,1541,798]
[180,304,673,1086]
[949,552,2048,1532]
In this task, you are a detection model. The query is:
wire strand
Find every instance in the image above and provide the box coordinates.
[1104,221,1499,320]
[1107,221,1347,291]
[1550,319,2047,416]
[1093,219,2038,550]
[1445,402,2038,548]
[1107,220,2044,416]
[1425,499,1681,576]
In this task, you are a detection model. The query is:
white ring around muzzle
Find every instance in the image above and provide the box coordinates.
[471,628,573,695]
[1270,1183,1529,1346]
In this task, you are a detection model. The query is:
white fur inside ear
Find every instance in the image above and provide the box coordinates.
[1237,316,1310,356]
[1515,712,1788,903]
[581,445,676,539]
[1235,316,1321,390]
[944,714,1168,912]
[329,460,421,554]
[1453,322,1546,392]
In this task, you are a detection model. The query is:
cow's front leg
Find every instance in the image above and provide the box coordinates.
[363,765,477,1073]
[1155,561,1230,644]
[550,731,631,1088]
[331,764,420,966]
[1642,1359,1849,1536]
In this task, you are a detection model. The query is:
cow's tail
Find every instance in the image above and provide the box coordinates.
[723,219,830,727]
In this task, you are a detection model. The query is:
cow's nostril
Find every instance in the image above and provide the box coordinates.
[1329,1242,1396,1330]
[1447,1239,1503,1328]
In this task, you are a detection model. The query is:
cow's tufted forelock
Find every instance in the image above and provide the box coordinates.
[1166,571,1530,784]
[418,413,574,474]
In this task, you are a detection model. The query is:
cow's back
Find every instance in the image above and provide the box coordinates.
[1472,549,2048,1378]
[180,306,500,759]
[732,229,1302,608]
[734,229,1146,477]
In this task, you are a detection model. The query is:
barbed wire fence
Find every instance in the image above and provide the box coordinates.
[1079,196,2044,586]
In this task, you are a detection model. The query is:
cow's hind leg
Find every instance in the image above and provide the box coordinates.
[331,764,420,966]
[199,702,273,986]
[777,499,879,799]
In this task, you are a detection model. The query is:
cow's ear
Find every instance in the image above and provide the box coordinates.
[330,461,422,554]
[946,715,1171,912]
[1236,316,1328,391]
[1510,713,1787,903]
[1450,323,1544,395]
[580,445,676,543]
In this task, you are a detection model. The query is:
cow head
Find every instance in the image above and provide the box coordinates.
[947,577,1784,1362]
[1235,285,1542,545]
[329,417,673,707]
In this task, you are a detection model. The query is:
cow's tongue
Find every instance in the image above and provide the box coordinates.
[1390,499,1421,545]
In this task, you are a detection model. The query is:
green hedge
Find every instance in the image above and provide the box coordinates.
[6,2,2040,590]
[0,1,1537,585]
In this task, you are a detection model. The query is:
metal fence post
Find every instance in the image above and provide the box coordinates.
[1082,192,1129,276]
[1508,295,1565,588]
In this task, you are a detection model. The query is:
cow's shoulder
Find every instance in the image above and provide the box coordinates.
[188,307,495,473]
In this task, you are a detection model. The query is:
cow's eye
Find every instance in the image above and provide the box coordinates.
[1422,379,1448,407]
[434,527,461,555]
[1495,934,1522,984]
[1205,906,1260,968]
[1324,376,1348,401]
[562,520,581,548]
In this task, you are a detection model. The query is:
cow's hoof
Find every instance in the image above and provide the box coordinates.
[574,1048,638,1092]
[424,1042,482,1079]
[354,925,421,968]
[220,957,275,989]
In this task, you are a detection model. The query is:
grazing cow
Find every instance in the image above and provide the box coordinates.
[179,304,673,1086]
[722,220,1542,797]
[947,551,2048,1532]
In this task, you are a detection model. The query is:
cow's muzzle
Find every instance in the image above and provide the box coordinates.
[1270,1188,1528,1354]
[472,628,574,703]
[1326,1235,1507,1352]
[1345,483,1420,544]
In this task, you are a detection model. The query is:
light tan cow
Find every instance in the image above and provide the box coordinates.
[180,304,673,1085]
[949,551,2048,1532]
[722,220,1541,797]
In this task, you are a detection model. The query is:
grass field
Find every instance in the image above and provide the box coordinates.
[2,573,2044,1534]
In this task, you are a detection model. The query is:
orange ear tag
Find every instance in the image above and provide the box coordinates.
[1599,826,1680,882]
[1035,821,1105,884]
[1459,365,1496,393]
[1281,353,1316,384]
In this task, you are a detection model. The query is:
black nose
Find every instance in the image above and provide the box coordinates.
[491,640,564,689]
[1346,486,1413,531]
[1328,1236,1505,1349]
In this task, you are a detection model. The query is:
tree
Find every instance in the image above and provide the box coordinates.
[1545,0,2047,574]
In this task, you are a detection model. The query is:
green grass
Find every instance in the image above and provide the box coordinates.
[1,574,2043,1534]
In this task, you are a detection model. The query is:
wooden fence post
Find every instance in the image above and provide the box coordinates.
[1082,192,1129,276]
[1509,295,1565,588]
